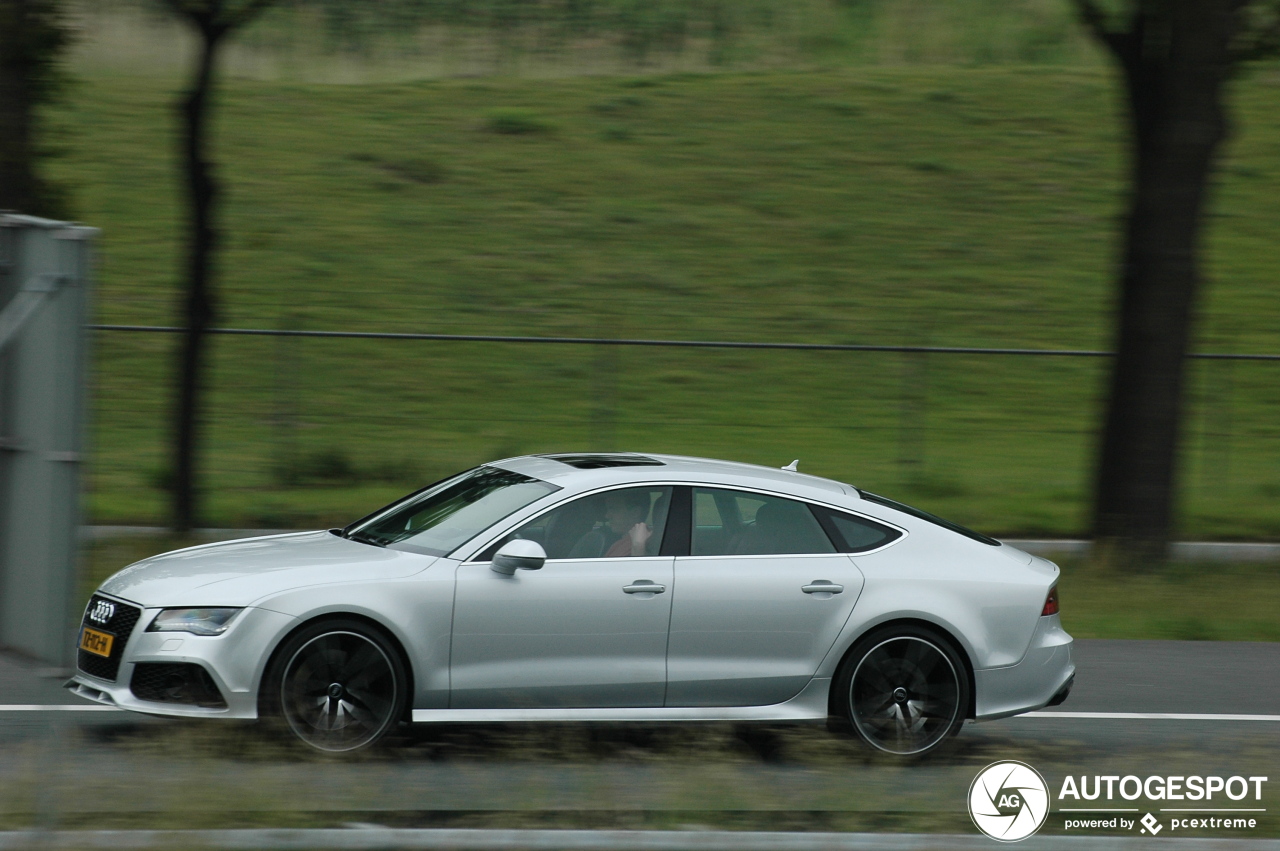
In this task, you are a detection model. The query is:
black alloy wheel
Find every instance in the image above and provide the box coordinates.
[836,626,969,756]
[263,619,408,753]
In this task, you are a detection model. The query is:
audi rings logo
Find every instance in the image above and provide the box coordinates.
[969,760,1051,842]
[88,600,116,624]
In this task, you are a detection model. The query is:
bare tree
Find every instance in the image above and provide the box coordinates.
[159,0,276,532]
[1071,0,1280,566]
[0,0,73,217]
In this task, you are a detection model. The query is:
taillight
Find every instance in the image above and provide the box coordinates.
[1041,585,1059,617]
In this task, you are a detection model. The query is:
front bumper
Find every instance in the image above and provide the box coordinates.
[973,613,1075,721]
[66,598,296,720]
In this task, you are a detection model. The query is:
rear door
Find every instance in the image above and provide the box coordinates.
[666,487,874,707]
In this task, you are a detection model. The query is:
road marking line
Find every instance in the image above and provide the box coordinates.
[0,704,121,712]
[5,706,1279,721]
[1026,711,1280,721]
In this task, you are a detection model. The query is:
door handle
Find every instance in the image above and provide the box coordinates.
[802,581,844,594]
[623,580,666,595]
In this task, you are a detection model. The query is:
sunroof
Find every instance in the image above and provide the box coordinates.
[539,453,665,470]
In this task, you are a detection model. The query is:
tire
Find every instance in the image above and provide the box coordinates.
[261,618,408,753]
[833,624,969,757]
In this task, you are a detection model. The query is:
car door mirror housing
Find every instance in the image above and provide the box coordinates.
[491,539,547,575]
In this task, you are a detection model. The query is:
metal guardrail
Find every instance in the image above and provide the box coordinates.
[1,830,1277,851]
[86,325,1280,361]
[0,215,96,668]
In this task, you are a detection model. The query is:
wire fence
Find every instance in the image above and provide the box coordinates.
[85,324,1280,535]
[86,324,1280,360]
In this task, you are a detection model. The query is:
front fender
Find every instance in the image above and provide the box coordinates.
[253,560,458,709]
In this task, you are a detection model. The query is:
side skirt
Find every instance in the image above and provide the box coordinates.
[412,678,831,723]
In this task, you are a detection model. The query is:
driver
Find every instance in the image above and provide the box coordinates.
[602,489,653,557]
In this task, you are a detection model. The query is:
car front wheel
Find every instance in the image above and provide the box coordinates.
[835,625,969,757]
[263,619,408,753]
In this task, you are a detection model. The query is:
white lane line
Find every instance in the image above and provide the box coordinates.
[1025,711,1280,721]
[0,704,121,712]
[4,706,1280,720]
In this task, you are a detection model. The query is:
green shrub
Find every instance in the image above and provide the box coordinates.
[485,108,553,135]
[273,449,357,486]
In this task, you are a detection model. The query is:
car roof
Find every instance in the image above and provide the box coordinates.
[491,452,855,501]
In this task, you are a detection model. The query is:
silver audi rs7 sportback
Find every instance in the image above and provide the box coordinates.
[68,453,1074,755]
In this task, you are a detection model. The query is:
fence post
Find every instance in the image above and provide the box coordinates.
[1200,352,1234,493]
[272,312,301,485]
[897,350,928,482]
[1220,357,1235,489]
[591,342,618,452]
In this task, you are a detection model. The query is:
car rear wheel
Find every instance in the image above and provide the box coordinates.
[263,619,408,753]
[835,625,969,757]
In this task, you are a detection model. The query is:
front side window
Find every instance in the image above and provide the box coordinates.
[347,466,560,556]
[691,488,836,556]
[480,486,673,560]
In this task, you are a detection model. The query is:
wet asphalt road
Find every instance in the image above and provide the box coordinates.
[7,638,1279,714]
[0,640,1276,827]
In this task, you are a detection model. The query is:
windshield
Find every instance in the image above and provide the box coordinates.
[347,466,560,556]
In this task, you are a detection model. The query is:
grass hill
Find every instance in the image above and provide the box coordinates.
[55,66,1280,537]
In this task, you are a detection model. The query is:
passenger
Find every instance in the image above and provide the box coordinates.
[602,489,652,557]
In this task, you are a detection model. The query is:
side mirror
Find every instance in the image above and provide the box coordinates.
[491,539,547,575]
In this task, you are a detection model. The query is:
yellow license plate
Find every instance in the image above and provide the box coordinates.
[79,627,114,658]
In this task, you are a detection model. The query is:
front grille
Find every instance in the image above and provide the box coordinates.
[130,663,227,708]
[76,594,142,682]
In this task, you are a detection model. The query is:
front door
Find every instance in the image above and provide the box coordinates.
[666,487,865,707]
[450,486,674,708]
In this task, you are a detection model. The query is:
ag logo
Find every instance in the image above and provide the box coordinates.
[88,600,116,624]
[969,760,1050,842]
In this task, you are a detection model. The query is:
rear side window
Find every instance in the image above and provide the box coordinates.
[691,488,836,556]
[858,490,999,546]
[810,505,903,553]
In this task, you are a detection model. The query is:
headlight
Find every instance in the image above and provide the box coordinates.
[146,608,242,636]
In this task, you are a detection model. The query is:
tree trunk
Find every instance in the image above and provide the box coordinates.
[0,0,65,215]
[172,27,223,533]
[1091,2,1235,567]
[0,1,36,212]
